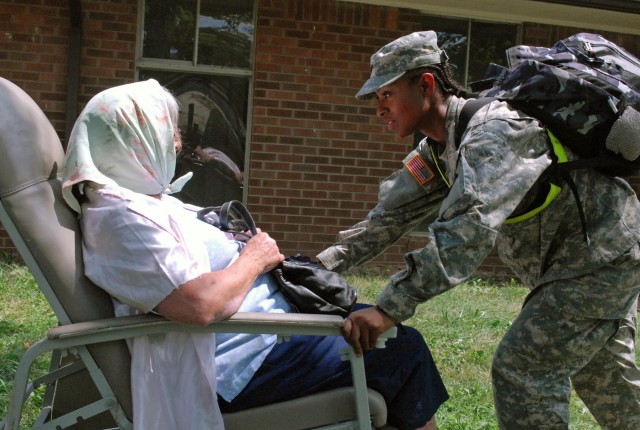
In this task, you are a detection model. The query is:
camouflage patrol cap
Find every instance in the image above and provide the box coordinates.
[356,31,448,100]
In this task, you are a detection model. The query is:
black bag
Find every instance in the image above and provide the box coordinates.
[272,255,357,317]
[197,200,357,316]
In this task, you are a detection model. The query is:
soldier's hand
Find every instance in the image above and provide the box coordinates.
[342,306,395,356]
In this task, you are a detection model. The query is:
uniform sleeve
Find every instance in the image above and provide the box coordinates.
[81,194,210,313]
[317,142,449,272]
[377,115,552,322]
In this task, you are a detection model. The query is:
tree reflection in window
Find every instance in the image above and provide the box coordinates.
[422,15,518,89]
[198,0,253,68]
[142,0,196,61]
[142,0,253,68]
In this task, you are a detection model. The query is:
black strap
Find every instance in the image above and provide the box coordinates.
[555,166,590,244]
[455,97,497,148]
[431,97,497,188]
[219,200,257,236]
[196,200,257,238]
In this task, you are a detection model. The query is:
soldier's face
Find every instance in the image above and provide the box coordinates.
[374,76,428,139]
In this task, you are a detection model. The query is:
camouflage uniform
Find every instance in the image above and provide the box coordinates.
[318,95,640,428]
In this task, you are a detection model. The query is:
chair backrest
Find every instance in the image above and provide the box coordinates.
[0,77,133,423]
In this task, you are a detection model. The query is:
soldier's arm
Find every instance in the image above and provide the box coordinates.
[318,145,448,272]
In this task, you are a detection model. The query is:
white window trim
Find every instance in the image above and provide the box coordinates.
[342,0,640,36]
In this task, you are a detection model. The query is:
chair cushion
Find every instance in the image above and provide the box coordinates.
[222,387,388,429]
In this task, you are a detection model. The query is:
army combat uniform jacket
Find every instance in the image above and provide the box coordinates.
[318,96,640,323]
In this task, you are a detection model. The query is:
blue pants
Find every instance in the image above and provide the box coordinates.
[219,306,449,429]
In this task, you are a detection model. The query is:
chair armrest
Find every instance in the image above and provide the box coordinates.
[47,312,397,344]
[8,312,395,430]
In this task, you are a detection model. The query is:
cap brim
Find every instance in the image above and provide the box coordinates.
[355,72,406,100]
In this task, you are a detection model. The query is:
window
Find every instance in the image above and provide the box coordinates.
[137,0,255,207]
[422,15,520,90]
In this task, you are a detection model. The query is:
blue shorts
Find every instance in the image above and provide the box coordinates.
[219,305,449,429]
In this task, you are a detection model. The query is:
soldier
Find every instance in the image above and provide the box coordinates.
[318,31,640,429]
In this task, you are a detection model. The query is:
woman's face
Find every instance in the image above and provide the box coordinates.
[373,75,427,139]
[174,128,183,155]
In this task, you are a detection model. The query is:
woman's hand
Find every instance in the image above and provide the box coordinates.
[241,228,285,274]
[157,228,283,325]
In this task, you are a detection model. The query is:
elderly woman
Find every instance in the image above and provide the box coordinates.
[62,80,448,430]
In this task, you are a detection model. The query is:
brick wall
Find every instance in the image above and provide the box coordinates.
[74,1,138,106]
[1,0,72,141]
[1,0,639,281]
[0,0,137,144]
[248,1,423,275]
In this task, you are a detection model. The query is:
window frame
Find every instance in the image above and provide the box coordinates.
[421,14,522,90]
[135,0,258,204]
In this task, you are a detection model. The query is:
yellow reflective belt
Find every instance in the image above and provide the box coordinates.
[504,129,567,224]
[430,130,567,224]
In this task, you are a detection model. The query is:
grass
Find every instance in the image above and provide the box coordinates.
[1,258,637,429]
[0,260,57,429]
[345,272,627,430]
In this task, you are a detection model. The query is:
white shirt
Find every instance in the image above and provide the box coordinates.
[80,184,291,428]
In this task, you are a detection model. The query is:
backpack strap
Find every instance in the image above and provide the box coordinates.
[454,97,497,148]
[432,97,497,190]
[455,99,591,242]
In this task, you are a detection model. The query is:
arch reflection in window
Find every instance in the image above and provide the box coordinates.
[140,71,248,207]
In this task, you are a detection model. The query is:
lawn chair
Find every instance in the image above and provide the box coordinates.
[0,77,396,430]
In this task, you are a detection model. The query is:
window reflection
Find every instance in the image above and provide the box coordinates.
[469,21,518,85]
[143,0,196,61]
[142,0,254,68]
[422,15,518,88]
[139,70,248,207]
[429,21,469,86]
[139,0,255,207]
[198,0,253,68]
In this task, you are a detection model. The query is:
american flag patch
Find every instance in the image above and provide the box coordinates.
[405,153,435,185]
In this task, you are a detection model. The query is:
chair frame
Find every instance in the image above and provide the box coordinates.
[1,196,397,430]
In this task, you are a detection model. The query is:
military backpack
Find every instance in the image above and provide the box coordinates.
[453,33,640,242]
[466,32,640,177]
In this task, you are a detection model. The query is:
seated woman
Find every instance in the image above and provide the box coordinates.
[61,79,449,430]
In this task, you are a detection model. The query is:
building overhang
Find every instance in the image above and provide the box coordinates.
[343,0,640,36]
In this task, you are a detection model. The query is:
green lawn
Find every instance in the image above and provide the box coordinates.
[0,261,57,429]
[345,273,620,430]
[2,259,637,429]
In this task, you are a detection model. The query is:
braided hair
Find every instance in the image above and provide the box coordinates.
[406,63,466,98]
